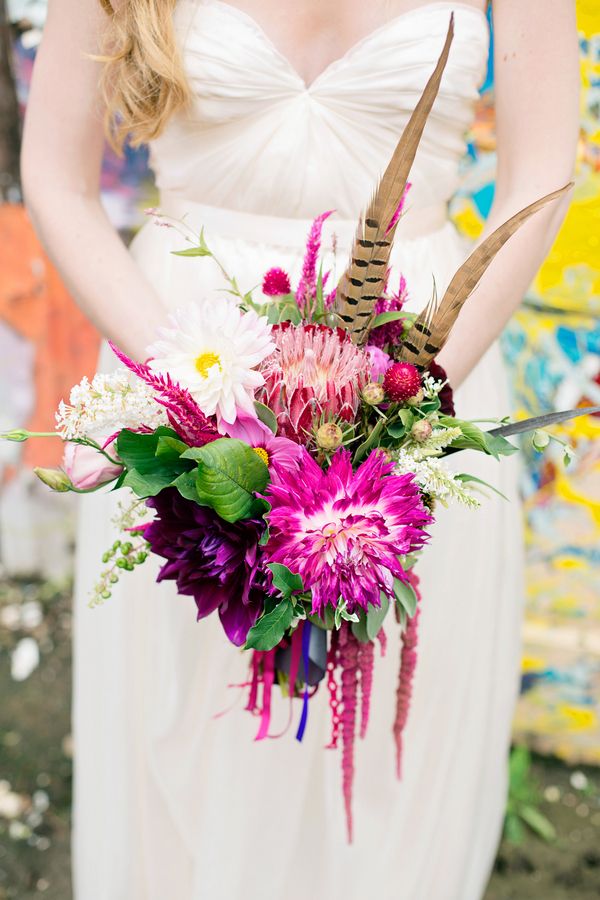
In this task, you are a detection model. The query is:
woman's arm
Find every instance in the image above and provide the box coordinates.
[436,0,579,387]
[21,0,166,360]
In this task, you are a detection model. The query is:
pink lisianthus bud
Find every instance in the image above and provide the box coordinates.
[262,267,291,296]
[63,441,123,490]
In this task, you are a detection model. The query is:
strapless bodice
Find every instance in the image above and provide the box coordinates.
[149,1,489,222]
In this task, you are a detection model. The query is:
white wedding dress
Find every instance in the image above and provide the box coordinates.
[73,4,524,898]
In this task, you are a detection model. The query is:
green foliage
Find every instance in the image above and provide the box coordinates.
[504,746,557,845]
[245,597,294,651]
[116,427,193,497]
[254,401,278,435]
[182,438,269,522]
[393,577,417,618]
[267,563,304,598]
[352,595,390,643]
[439,417,518,459]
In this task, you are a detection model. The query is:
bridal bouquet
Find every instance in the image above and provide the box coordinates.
[4,20,590,841]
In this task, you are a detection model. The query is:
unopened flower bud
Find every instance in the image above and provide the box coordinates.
[1,429,30,442]
[411,420,433,443]
[407,389,425,407]
[362,382,385,405]
[34,467,73,493]
[316,423,343,451]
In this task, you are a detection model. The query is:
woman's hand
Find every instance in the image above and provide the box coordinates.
[21,0,167,360]
[436,0,579,388]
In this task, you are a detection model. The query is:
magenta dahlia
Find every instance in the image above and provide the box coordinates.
[258,324,370,442]
[265,449,431,615]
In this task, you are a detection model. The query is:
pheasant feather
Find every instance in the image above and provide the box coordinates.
[336,16,455,344]
[399,183,573,367]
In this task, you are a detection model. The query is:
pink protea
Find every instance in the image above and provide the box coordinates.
[393,571,422,779]
[339,622,360,843]
[295,210,334,312]
[265,448,431,615]
[257,324,371,442]
[262,267,291,297]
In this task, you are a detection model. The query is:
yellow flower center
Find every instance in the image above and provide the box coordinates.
[195,351,221,379]
[253,446,269,466]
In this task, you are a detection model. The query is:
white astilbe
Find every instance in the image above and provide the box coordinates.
[394,449,480,509]
[56,369,167,440]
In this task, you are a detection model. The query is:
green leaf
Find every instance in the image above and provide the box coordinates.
[370,310,407,330]
[171,246,212,257]
[439,417,517,460]
[366,595,390,640]
[182,438,269,522]
[308,607,336,630]
[455,473,509,502]
[173,470,199,502]
[351,614,370,643]
[116,427,192,497]
[267,562,304,597]
[386,421,406,439]
[354,417,386,463]
[399,408,415,429]
[245,598,294,651]
[156,435,190,461]
[254,401,278,435]
[266,299,301,325]
[509,745,531,787]
[504,813,525,845]
[519,805,556,842]
[393,578,417,618]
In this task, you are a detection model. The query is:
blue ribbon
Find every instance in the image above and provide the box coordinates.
[295,621,311,742]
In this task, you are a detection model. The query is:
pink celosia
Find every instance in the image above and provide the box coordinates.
[258,324,371,442]
[109,341,218,447]
[393,570,422,779]
[295,210,334,311]
[262,267,291,297]
[265,448,431,615]
[339,622,360,843]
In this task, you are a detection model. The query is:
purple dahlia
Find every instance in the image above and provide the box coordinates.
[144,488,265,646]
[265,449,432,616]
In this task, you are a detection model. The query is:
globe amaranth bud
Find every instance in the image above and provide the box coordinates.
[383,362,422,403]
[410,420,433,443]
[316,423,344,451]
[362,382,385,405]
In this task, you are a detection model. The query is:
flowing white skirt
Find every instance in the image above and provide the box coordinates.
[73,208,524,900]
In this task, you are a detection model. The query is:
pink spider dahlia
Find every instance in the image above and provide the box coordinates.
[258,324,371,442]
[265,449,432,615]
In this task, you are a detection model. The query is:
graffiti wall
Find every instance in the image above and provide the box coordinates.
[451,2,600,764]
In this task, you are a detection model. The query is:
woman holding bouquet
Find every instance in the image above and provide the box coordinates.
[21,1,578,898]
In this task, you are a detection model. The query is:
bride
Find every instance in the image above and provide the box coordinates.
[21,1,578,898]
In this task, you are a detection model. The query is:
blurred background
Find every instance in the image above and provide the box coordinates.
[0,1,599,897]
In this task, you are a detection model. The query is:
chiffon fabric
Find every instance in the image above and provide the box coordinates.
[73,4,524,898]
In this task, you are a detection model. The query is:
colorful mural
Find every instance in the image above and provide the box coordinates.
[451,3,600,764]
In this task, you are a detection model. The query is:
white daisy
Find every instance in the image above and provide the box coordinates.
[147,300,274,425]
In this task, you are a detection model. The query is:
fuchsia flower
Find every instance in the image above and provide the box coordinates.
[265,449,431,615]
[258,324,371,442]
[222,413,302,481]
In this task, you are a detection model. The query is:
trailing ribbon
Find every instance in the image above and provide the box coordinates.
[296,622,312,742]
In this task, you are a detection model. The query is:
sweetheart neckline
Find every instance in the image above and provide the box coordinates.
[190,1,489,91]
